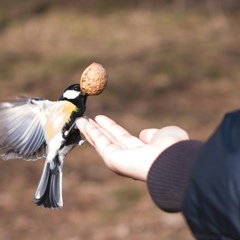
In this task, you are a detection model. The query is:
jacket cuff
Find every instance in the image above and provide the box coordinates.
[147,140,203,212]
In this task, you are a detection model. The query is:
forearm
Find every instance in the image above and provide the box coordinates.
[147,140,203,212]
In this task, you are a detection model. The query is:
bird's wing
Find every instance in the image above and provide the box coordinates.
[0,96,55,160]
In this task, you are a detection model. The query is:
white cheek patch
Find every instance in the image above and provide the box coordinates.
[63,90,80,99]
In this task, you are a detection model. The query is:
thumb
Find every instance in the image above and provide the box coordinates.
[140,126,189,145]
[139,129,159,144]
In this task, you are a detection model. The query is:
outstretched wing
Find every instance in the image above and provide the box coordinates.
[0,97,54,160]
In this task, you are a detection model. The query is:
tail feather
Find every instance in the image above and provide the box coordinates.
[34,162,63,209]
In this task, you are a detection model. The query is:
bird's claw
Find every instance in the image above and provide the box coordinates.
[79,139,86,145]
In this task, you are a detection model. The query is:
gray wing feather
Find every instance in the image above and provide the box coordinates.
[0,97,53,160]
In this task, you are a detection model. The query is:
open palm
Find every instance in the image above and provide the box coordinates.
[77,115,189,181]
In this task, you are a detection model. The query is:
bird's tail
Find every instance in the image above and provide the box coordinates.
[33,159,63,209]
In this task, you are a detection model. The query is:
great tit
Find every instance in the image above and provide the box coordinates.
[0,84,87,209]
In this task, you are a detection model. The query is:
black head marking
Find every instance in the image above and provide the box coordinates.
[59,84,88,112]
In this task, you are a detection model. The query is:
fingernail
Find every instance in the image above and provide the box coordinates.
[83,115,89,120]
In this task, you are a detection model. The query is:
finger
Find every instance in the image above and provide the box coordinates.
[76,116,89,133]
[77,117,124,159]
[77,117,112,147]
[95,115,145,148]
[76,117,96,146]
[88,118,125,147]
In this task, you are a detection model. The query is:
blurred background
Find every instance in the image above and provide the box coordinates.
[0,0,239,239]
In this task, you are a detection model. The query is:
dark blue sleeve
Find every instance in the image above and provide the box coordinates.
[182,110,240,240]
[147,140,203,212]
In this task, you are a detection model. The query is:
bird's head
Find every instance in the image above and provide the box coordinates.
[59,84,88,109]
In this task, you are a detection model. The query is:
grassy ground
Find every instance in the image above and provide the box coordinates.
[0,2,239,239]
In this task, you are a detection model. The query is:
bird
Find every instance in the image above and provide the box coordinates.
[0,84,88,209]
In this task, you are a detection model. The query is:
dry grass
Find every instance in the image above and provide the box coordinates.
[0,3,239,239]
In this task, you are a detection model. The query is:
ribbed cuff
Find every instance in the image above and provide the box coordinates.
[147,140,203,213]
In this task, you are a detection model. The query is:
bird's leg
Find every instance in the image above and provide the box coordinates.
[63,116,89,141]
[63,120,76,138]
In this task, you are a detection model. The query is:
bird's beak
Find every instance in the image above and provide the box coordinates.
[81,92,88,97]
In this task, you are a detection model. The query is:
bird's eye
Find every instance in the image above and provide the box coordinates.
[73,86,79,91]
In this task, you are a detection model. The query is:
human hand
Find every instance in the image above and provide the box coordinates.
[76,116,189,181]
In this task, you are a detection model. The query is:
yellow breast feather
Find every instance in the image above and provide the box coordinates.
[44,101,77,142]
